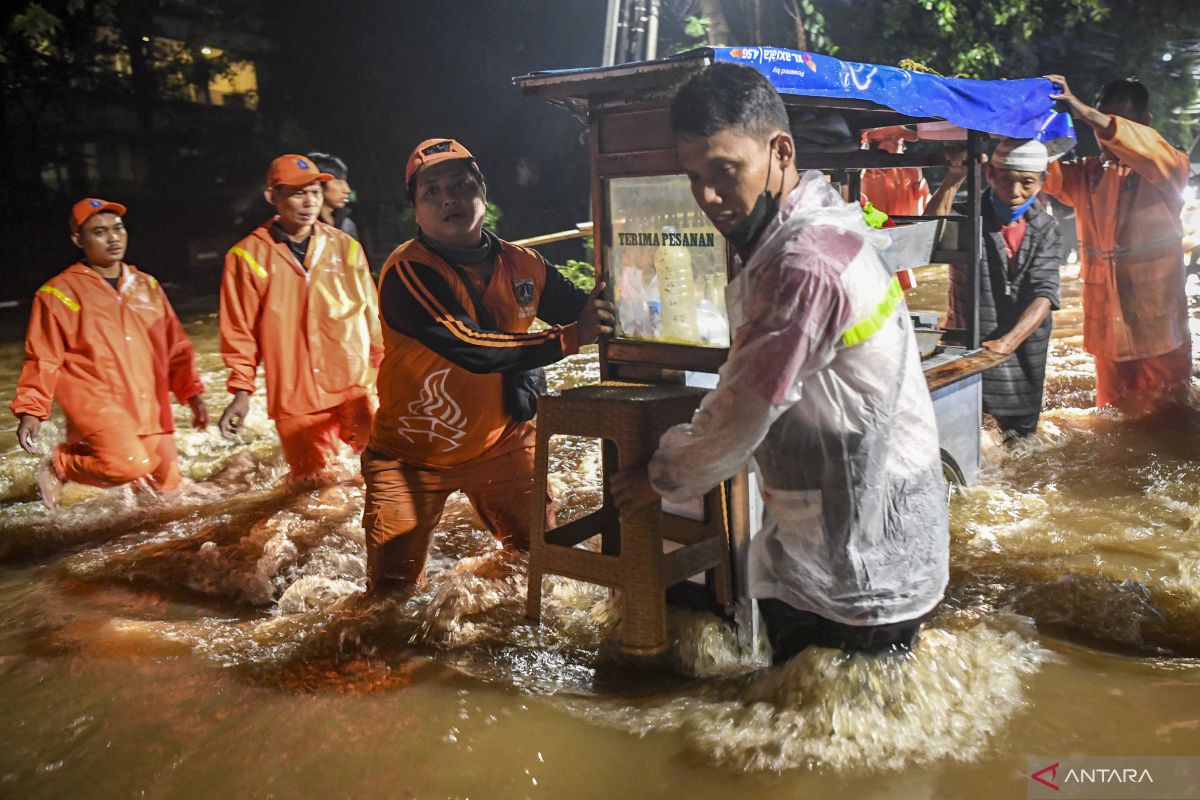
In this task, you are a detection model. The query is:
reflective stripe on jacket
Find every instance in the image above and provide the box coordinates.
[220,219,383,420]
[11,263,203,440]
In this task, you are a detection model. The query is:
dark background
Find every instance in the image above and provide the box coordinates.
[1,0,603,306]
[2,0,1197,311]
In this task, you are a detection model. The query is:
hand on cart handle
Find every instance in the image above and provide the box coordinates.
[578,281,616,345]
[609,466,661,520]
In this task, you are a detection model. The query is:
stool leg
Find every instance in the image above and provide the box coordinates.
[599,439,621,556]
[616,503,669,655]
[708,561,732,611]
[526,569,544,623]
[525,425,552,624]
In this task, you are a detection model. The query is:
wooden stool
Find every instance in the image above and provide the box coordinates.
[525,382,733,655]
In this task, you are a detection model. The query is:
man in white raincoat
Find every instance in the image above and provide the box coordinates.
[610,63,948,662]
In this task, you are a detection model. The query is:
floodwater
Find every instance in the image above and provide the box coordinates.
[1,266,1199,800]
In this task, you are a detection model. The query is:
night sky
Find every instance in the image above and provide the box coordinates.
[264,0,604,263]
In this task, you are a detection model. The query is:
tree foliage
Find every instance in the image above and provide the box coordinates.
[2,0,264,192]
[655,1,1200,147]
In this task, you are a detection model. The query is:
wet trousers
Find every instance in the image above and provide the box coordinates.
[992,411,1041,442]
[275,394,373,477]
[361,422,554,593]
[758,598,925,664]
[1094,343,1192,413]
[53,418,181,491]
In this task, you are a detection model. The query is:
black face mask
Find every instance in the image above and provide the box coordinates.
[725,140,782,258]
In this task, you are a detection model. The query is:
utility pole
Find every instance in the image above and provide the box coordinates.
[602,0,661,66]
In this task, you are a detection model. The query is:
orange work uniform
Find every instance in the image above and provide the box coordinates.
[363,234,588,590]
[1045,117,1192,411]
[11,263,203,490]
[860,168,931,216]
[220,219,382,476]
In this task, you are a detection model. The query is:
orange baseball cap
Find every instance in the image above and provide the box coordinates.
[70,198,127,233]
[266,154,333,188]
[405,138,476,185]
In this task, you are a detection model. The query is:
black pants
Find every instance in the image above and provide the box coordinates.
[758,598,925,664]
[991,411,1041,442]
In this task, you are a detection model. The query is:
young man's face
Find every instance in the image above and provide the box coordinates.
[323,178,352,209]
[72,212,127,267]
[986,165,1044,210]
[412,159,486,246]
[676,128,782,236]
[268,181,325,230]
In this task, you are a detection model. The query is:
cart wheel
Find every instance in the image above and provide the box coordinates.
[940,450,965,502]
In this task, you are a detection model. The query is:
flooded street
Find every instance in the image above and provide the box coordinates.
[1,266,1199,800]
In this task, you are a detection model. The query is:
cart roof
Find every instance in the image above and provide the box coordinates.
[515,46,1075,154]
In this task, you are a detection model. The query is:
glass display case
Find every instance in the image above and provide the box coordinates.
[606,175,730,348]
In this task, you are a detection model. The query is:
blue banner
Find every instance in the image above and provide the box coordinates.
[712,47,1075,155]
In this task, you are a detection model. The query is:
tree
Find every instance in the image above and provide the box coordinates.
[0,1,272,298]
[654,1,1199,146]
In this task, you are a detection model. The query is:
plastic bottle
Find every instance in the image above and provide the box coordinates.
[654,226,700,342]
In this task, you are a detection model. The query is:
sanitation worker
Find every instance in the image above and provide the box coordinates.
[362,138,614,594]
[1042,75,1192,413]
[13,198,206,509]
[219,155,382,479]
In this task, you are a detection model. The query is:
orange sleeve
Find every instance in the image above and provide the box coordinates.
[219,248,265,395]
[1043,159,1082,208]
[1099,117,1190,190]
[159,285,204,403]
[11,288,75,420]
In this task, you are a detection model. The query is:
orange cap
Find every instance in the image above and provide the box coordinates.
[266,154,334,188]
[69,198,128,233]
[861,125,919,146]
[405,138,475,184]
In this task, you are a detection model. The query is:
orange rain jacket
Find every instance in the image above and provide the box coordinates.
[11,263,203,439]
[220,219,383,420]
[1045,117,1191,362]
[860,168,930,216]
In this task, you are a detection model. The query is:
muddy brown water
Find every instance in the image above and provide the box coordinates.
[0,265,1198,799]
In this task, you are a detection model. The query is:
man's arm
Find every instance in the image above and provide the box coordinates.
[12,289,73,421]
[159,286,207,429]
[925,146,976,218]
[648,253,851,503]
[159,286,204,404]
[218,247,265,395]
[982,298,1051,355]
[1046,74,1188,190]
[379,260,580,374]
[1097,117,1189,189]
[536,259,590,326]
[12,289,74,453]
[982,221,1062,354]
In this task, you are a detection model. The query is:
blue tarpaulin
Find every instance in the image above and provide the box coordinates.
[711,46,1075,154]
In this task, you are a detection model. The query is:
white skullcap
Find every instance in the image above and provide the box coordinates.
[992,138,1049,172]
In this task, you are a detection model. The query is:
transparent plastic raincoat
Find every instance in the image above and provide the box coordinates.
[649,172,948,626]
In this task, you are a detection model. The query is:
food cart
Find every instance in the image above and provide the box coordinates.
[514,47,1074,647]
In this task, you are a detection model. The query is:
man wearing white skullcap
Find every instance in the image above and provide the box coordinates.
[940,137,1065,441]
[994,138,1050,172]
